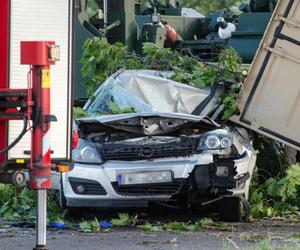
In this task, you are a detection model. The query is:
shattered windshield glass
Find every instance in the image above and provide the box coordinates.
[85,70,216,116]
[86,77,154,116]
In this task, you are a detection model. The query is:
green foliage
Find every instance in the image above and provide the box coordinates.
[0,185,62,222]
[218,48,244,121]
[140,222,164,232]
[197,218,215,227]
[142,42,218,89]
[139,218,231,232]
[73,107,90,119]
[181,0,243,15]
[250,163,300,218]
[221,93,240,121]
[81,38,244,121]
[47,190,64,220]
[256,237,272,250]
[167,221,198,232]
[80,38,142,96]
[0,185,35,221]
[219,47,242,79]
[78,221,92,232]
[73,103,134,118]
[111,213,131,227]
[191,66,218,88]
[143,43,206,87]
[79,218,100,233]
[86,0,99,18]
[108,102,135,114]
[139,221,197,233]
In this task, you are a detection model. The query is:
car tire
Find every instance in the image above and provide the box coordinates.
[218,197,242,222]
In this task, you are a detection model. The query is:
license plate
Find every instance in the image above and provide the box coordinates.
[117,171,173,186]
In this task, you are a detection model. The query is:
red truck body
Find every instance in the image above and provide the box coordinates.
[0,0,9,163]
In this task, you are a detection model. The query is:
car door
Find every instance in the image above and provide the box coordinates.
[231,0,300,150]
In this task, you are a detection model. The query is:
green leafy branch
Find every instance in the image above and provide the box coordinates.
[139,218,233,232]
[80,38,245,121]
[250,163,300,218]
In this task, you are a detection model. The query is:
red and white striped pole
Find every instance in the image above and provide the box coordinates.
[21,41,59,250]
[29,65,52,190]
[30,65,52,250]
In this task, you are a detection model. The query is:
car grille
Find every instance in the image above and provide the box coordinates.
[69,177,107,195]
[99,140,198,161]
[111,179,189,196]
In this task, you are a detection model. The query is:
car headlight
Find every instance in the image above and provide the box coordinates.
[198,129,233,150]
[72,139,102,164]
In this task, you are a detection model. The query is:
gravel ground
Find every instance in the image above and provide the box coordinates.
[1,211,300,250]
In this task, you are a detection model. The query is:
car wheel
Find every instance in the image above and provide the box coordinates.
[218,197,242,222]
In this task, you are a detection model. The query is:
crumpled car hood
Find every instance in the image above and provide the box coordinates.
[76,112,219,135]
[84,70,222,117]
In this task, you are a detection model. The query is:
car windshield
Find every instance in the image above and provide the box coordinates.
[86,77,154,116]
[85,70,214,116]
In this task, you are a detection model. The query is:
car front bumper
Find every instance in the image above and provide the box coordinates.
[62,147,256,208]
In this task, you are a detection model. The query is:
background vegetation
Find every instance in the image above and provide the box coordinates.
[87,0,248,17]
[181,0,246,15]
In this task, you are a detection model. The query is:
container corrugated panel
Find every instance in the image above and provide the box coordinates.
[231,0,300,151]
[9,0,73,160]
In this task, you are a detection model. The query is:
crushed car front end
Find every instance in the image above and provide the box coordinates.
[61,70,257,221]
[62,113,256,217]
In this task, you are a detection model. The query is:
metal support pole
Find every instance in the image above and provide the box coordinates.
[34,190,48,250]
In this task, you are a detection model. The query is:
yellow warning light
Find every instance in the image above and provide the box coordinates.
[57,165,71,173]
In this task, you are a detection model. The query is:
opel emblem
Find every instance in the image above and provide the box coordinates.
[139,146,154,158]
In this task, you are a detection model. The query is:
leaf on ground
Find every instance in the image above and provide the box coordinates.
[139,222,164,232]
[79,221,93,233]
[166,221,197,232]
[78,218,100,233]
[111,213,131,227]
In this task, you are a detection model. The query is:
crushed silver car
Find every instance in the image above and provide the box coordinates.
[60,70,257,221]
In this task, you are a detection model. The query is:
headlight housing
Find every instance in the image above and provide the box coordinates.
[198,129,233,150]
[72,139,102,164]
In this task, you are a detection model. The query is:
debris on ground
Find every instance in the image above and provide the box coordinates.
[139,218,234,233]
[111,213,131,227]
[99,221,112,229]
[0,227,14,239]
[50,221,66,229]
[78,218,101,233]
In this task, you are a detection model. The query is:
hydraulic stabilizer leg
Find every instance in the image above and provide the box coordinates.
[35,190,47,250]
[20,41,59,250]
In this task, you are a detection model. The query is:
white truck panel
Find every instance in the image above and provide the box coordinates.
[8,0,73,160]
